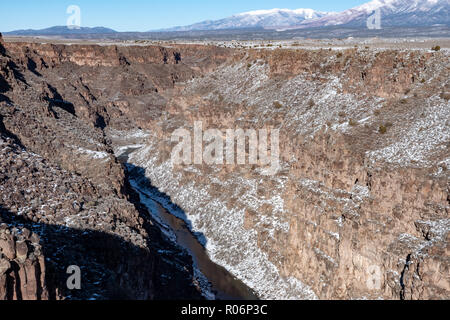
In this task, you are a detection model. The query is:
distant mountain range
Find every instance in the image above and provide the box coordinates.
[159,9,334,31]
[5,26,117,36]
[288,0,450,30]
[2,0,449,37]
[160,0,449,31]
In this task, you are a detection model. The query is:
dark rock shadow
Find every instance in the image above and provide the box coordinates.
[0,205,149,300]
[0,114,25,149]
[27,57,42,77]
[0,43,28,88]
[5,60,28,86]
[44,84,76,116]
[94,113,106,129]
[0,204,203,300]
[0,94,11,104]
[122,162,259,300]
[124,163,207,246]
[173,52,182,64]
[0,74,10,94]
[0,126,202,300]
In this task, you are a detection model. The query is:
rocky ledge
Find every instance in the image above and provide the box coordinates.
[0,34,204,300]
[0,34,448,300]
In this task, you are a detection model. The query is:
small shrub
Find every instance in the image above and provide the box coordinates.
[273,101,283,109]
[432,45,441,51]
[247,63,252,69]
[420,79,426,83]
[400,98,408,104]
[379,125,387,134]
[308,99,315,108]
[336,52,343,58]
[338,111,346,118]
[349,119,358,127]
[440,92,450,100]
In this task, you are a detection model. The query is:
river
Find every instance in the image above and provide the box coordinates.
[119,148,259,300]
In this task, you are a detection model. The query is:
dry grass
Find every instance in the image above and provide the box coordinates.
[273,101,283,109]
[440,92,450,100]
[432,45,441,51]
[349,119,358,127]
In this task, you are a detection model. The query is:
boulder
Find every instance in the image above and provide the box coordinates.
[0,259,10,275]
[0,236,16,260]
[15,240,29,262]
[0,32,5,55]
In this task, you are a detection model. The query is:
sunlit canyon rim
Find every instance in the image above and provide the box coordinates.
[0,31,449,300]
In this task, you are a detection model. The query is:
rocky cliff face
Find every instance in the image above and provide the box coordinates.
[0,35,204,300]
[122,47,449,299]
[0,224,47,300]
[0,35,448,300]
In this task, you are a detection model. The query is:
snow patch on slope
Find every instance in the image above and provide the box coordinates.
[127,140,317,300]
[367,98,450,167]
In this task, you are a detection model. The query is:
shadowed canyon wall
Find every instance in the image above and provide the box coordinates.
[0,34,448,299]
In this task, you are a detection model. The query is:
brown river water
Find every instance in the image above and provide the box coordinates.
[119,148,258,300]
[152,200,258,300]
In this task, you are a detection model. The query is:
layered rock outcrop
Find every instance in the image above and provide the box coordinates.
[0,39,204,300]
[0,225,47,300]
[0,37,448,300]
[121,47,449,299]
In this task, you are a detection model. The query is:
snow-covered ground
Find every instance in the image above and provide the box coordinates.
[107,46,449,300]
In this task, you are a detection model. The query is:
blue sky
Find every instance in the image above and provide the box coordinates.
[0,0,369,32]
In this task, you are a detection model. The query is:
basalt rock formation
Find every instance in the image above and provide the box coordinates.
[123,47,449,300]
[0,37,448,300]
[0,38,205,300]
[0,224,47,300]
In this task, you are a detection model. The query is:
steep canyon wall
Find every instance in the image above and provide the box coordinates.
[0,35,448,299]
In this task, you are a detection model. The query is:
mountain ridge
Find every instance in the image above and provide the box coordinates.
[284,0,450,30]
[5,26,117,36]
[3,0,449,35]
[159,0,450,31]
[158,8,332,32]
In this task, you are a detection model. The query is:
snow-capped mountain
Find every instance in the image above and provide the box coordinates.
[161,0,449,32]
[290,0,450,29]
[161,8,331,31]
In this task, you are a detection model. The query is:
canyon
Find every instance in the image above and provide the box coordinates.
[0,32,449,300]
